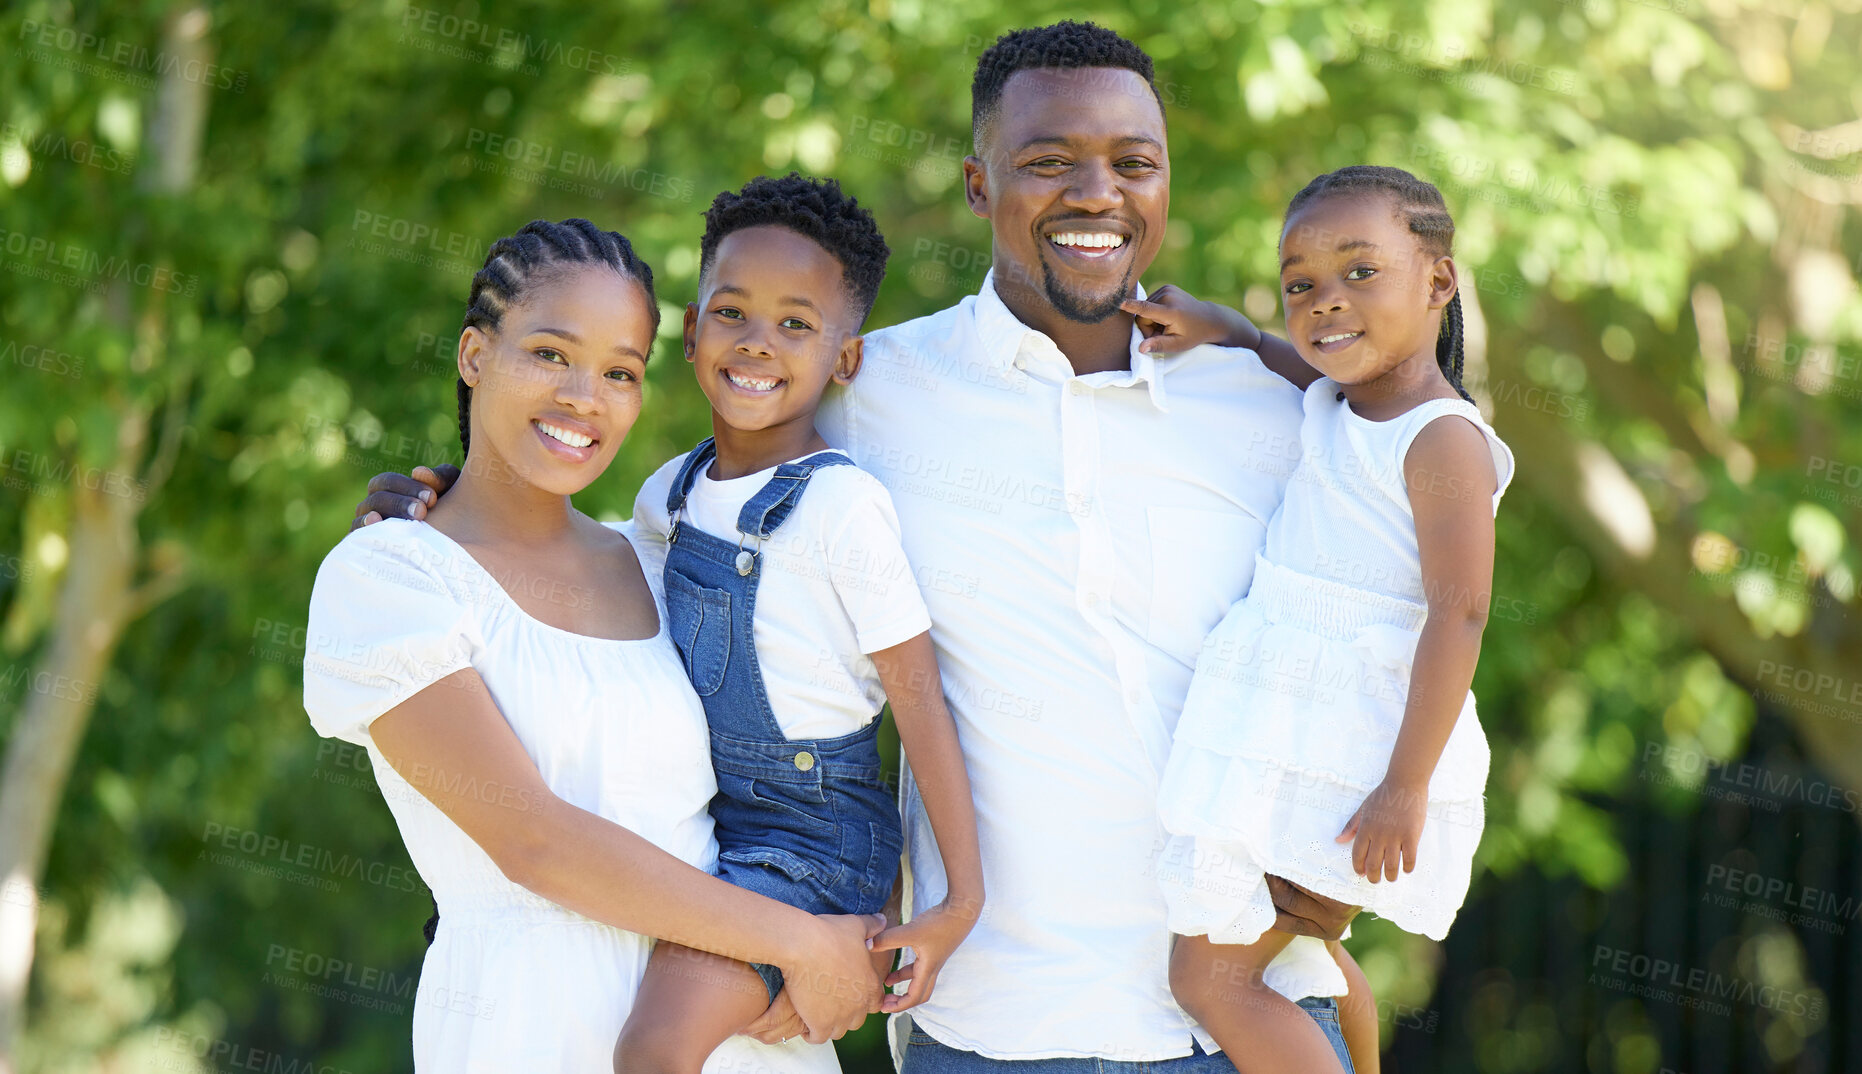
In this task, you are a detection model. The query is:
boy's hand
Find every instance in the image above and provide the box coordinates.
[867,896,980,1013]
[350,464,459,530]
[1337,779,1427,883]
[1120,285,1262,355]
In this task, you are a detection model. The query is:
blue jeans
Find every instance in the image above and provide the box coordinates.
[899,998,1356,1073]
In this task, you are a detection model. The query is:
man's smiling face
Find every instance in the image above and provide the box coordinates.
[965,66,1169,325]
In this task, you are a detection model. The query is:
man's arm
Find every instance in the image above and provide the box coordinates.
[350,464,459,530]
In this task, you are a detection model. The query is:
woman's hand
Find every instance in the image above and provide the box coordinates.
[743,936,897,1044]
[867,896,982,1013]
[741,987,803,1045]
[1120,285,1262,354]
[778,912,887,1043]
[1337,779,1428,883]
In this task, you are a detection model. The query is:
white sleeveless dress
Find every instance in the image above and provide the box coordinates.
[1155,379,1515,943]
[302,518,837,1074]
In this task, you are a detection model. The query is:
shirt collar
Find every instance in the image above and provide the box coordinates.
[973,270,1170,412]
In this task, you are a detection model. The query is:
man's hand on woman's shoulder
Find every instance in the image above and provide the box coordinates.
[350,464,460,531]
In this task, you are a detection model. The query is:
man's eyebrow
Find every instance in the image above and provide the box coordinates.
[1013,133,1163,153]
[530,326,642,359]
[712,285,821,313]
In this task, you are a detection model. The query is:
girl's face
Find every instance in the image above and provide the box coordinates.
[1278,194,1457,386]
[457,266,654,497]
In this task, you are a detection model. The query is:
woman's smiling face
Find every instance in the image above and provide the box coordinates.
[459,266,656,497]
[1278,194,1457,385]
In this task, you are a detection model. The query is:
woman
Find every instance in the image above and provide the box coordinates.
[303,219,881,1071]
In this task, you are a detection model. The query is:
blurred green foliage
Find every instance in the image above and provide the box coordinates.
[1,0,1858,1071]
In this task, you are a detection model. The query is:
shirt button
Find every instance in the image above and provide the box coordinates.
[793,751,815,772]
[1086,593,1101,608]
[1068,381,1085,395]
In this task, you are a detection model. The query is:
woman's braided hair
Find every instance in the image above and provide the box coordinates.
[455,218,660,459]
[423,220,654,947]
[1284,166,1472,402]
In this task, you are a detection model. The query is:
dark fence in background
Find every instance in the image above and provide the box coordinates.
[1390,711,1860,1073]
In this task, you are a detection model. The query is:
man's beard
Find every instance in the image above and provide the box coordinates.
[1041,257,1137,324]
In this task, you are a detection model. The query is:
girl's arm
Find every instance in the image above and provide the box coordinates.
[1337,416,1497,883]
[867,631,985,1013]
[1119,286,1322,389]
[367,669,884,1043]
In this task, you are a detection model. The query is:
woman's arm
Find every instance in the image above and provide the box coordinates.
[367,668,883,1042]
[867,632,984,1012]
[1337,416,1497,882]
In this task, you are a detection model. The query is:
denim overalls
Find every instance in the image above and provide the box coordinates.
[662,438,904,999]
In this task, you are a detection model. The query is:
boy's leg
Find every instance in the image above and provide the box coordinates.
[614,941,773,1074]
[1329,941,1380,1074]
[1169,933,1348,1074]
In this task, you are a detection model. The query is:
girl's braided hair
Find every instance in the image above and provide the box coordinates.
[455,218,660,459]
[1284,166,1471,402]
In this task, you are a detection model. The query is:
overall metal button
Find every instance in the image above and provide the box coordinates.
[734,550,755,576]
[793,751,815,772]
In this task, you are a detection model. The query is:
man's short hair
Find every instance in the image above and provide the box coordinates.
[970,21,1161,148]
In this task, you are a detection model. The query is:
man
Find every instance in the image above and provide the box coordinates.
[355,21,1362,1071]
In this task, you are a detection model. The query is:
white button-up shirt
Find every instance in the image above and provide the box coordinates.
[817,273,1336,1060]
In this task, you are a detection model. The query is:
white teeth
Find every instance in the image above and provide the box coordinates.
[1050,232,1127,249]
[727,371,780,392]
[537,421,593,448]
[1319,332,1362,345]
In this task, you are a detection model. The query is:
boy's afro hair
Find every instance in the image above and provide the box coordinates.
[699,173,890,324]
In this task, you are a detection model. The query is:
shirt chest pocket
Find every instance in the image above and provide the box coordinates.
[664,570,732,696]
[1142,505,1267,667]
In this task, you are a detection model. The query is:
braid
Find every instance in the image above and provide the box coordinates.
[1437,292,1472,402]
[455,218,660,460]
[1285,165,1471,401]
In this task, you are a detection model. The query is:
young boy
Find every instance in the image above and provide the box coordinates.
[613,174,986,1069]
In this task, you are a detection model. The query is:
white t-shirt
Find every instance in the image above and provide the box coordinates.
[632,448,933,742]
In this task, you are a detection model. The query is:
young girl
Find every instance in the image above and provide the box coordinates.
[1152,166,1515,1072]
[615,175,985,1069]
[303,219,882,1071]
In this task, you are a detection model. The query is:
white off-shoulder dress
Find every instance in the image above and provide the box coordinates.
[1156,381,1515,944]
[302,518,837,1074]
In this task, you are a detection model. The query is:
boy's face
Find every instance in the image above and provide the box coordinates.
[685,225,862,436]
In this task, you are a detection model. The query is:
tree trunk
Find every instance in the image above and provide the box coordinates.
[1487,305,1862,797]
[0,458,143,1067]
[0,9,208,1071]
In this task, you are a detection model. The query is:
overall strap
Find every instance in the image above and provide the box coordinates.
[665,437,719,516]
[736,451,855,539]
